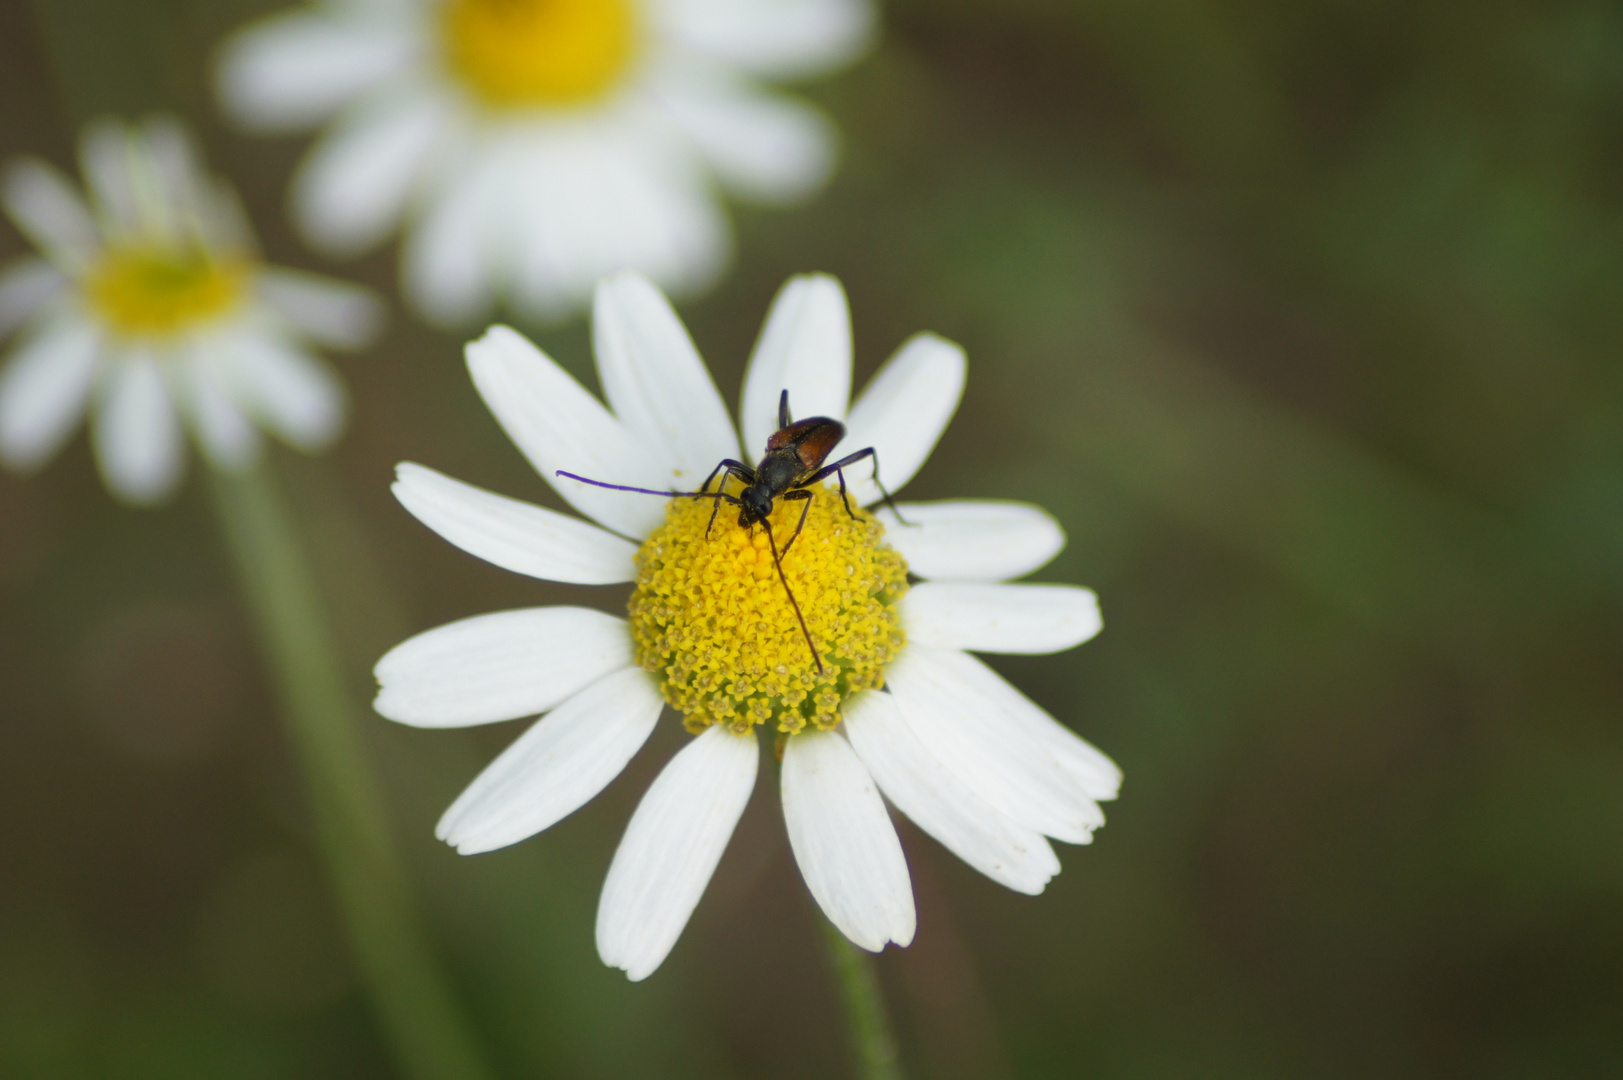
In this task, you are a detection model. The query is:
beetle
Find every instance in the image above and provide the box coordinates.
[556,390,906,672]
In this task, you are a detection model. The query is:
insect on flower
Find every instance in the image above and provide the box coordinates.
[558,390,906,672]
[374,273,1118,982]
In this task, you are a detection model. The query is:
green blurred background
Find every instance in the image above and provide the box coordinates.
[3,0,1622,1076]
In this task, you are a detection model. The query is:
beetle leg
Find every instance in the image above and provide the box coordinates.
[705,493,729,539]
[760,514,822,673]
[780,488,814,556]
[802,448,866,519]
[798,447,911,525]
[696,460,727,495]
[699,459,755,495]
[779,389,792,429]
[702,461,757,539]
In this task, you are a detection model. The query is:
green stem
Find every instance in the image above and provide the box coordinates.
[208,463,491,1080]
[821,920,906,1080]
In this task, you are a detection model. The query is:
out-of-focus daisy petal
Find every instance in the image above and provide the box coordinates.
[875,499,1066,582]
[653,0,876,80]
[255,268,383,350]
[437,667,664,854]
[0,317,100,469]
[139,118,211,243]
[740,273,851,456]
[183,351,260,471]
[94,352,184,505]
[843,689,1059,895]
[597,724,758,981]
[655,65,835,204]
[902,582,1102,655]
[202,179,259,256]
[402,150,504,326]
[842,333,965,507]
[374,606,633,728]
[885,648,1103,843]
[935,650,1122,803]
[295,85,452,258]
[1,159,101,271]
[508,132,727,324]
[392,462,638,584]
[230,334,346,451]
[466,325,669,539]
[592,271,739,485]
[0,259,66,337]
[216,11,420,132]
[78,119,140,236]
[781,727,915,951]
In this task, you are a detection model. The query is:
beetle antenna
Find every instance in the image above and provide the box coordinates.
[556,470,736,505]
[761,516,823,674]
[555,470,687,497]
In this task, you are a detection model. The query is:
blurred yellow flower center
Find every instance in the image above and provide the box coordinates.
[86,246,246,337]
[629,479,909,736]
[442,0,636,108]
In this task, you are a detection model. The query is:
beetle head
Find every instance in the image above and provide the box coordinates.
[739,484,773,525]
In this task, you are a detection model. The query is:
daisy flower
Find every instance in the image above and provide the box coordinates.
[375,272,1120,980]
[215,0,873,326]
[0,116,381,505]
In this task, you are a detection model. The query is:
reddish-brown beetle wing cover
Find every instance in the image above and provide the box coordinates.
[767,417,845,471]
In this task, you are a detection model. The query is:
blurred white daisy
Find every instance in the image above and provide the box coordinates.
[0,116,382,505]
[216,0,873,327]
[374,272,1119,980]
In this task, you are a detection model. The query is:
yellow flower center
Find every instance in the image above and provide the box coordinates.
[86,245,246,337]
[630,479,909,736]
[442,0,636,108]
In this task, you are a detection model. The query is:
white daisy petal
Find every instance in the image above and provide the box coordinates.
[740,273,852,456]
[508,132,729,323]
[843,689,1059,895]
[392,462,638,584]
[936,650,1122,803]
[466,325,669,539]
[656,67,835,204]
[885,649,1104,843]
[782,727,915,951]
[183,351,260,471]
[902,582,1102,655]
[374,606,633,728]
[230,335,346,451]
[842,332,965,507]
[436,667,664,854]
[295,86,451,258]
[0,317,100,469]
[94,352,184,505]
[597,724,758,981]
[653,0,876,80]
[592,272,740,484]
[78,119,140,236]
[498,148,579,321]
[1,159,100,270]
[136,118,211,244]
[255,268,384,350]
[216,12,419,132]
[876,499,1066,582]
[202,179,259,257]
[402,152,502,326]
[0,259,66,338]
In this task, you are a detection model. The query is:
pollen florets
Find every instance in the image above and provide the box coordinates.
[629,481,908,735]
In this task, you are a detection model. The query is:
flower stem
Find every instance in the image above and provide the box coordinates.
[208,462,491,1080]
[821,919,906,1080]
